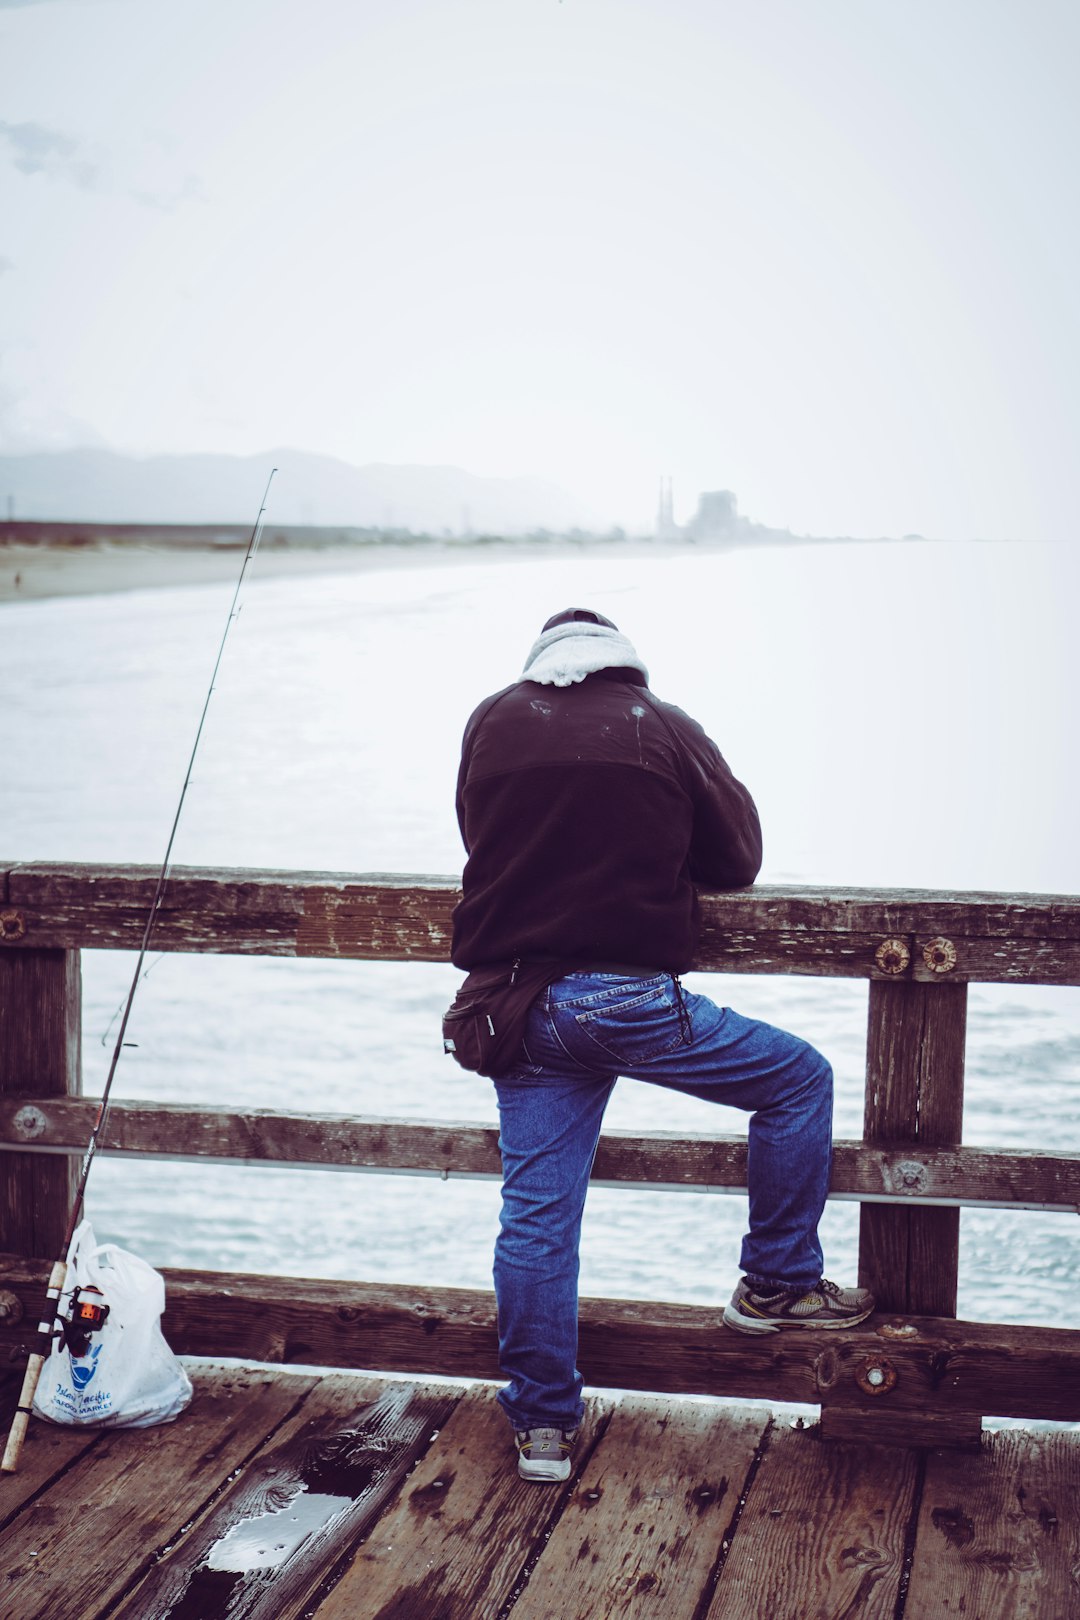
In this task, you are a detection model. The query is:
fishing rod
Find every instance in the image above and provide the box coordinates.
[2,468,277,1474]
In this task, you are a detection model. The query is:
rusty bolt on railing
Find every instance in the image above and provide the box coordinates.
[856,1356,897,1396]
[922,936,957,973]
[0,909,26,943]
[875,938,911,975]
[11,1106,47,1142]
[0,1291,24,1332]
[880,1322,920,1342]
[892,1159,928,1193]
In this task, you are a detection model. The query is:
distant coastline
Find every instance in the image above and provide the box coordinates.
[0,524,669,604]
[0,519,936,606]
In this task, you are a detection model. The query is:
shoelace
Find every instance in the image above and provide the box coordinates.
[671,975,693,1044]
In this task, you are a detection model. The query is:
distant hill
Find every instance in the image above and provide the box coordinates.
[0,448,596,534]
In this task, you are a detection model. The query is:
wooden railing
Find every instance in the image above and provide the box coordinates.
[1,862,1078,1449]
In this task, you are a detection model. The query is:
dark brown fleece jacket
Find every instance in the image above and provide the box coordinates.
[451,668,762,973]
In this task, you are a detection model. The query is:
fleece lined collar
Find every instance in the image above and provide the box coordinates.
[519,621,650,688]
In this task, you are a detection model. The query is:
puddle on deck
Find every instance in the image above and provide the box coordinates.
[205,1486,352,1572]
[143,1391,448,1620]
[157,1483,358,1620]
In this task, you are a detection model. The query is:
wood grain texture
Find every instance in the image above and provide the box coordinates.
[1,1259,1075,1425]
[2,1367,1077,1620]
[0,1404,103,1524]
[903,1429,1080,1619]
[5,863,1080,982]
[859,979,968,1319]
[708,1426,919,1620]
[124,1376,461,1620]
[815,1322,1080,1427]
[313,1385,613,1620]
[0,949,81,1259]
[508,1396,767,1620]
[0,1364,317,1620]
[2,1097,1076,1211]
[816,1405,983,1450]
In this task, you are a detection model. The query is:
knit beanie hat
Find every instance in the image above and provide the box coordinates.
[540,607,619,633]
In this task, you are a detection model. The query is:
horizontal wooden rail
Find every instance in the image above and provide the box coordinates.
[4,862,1080,981]
[1,1098,1077,1213]
[3,863,1078,1447]
[0,1255,1076,1444]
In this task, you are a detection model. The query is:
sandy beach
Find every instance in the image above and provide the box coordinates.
[0,535,667,605]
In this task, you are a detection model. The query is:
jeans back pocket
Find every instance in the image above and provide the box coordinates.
[571,980,687,1066]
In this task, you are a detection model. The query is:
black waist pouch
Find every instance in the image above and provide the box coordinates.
[442,960,564,1078]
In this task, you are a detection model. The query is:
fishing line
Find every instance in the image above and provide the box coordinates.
[99,954,165,1048]
[2,467,277,1474]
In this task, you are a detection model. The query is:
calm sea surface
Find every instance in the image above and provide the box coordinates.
[2,539,1077,1330]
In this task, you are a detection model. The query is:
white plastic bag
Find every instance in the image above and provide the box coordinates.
[32,1220,193,1428]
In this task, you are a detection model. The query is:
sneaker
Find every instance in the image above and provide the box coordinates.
[514,1426,578,1483]
[723,1276,875,1335]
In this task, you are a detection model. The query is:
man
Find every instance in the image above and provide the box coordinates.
[451,608,873,1483]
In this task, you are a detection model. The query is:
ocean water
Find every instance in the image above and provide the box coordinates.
[2,538,1078,1330]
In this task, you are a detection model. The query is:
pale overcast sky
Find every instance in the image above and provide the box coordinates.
[1,0,1077,537]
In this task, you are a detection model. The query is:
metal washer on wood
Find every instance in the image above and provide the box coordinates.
[856,1355,898,1396]
[874,938,911,975]
[923,936,958,973]
[0,908,26,943]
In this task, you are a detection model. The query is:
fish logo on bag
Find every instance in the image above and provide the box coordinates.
[70,1343,104,1391]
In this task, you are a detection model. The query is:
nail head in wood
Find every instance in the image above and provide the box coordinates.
[0,909,26,943]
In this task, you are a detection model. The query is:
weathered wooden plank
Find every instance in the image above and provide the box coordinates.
[903,1429,1080,1618]
[699,886,1080,941]
[858,980,968,1324]
[1,864,459,962]
[0,1395,103,1525]
[849,976,969,1443]
[813,1405,982,1451]
[899,935,1080,985]
[311,1384,613,1620]
[0,949,81,1258]
[150,1269,826,1405]
[3,1097,1077,1212]
[509,1396,767,1620]
[123,1376,461,1620]
[160,1280,1080,1428]
[708,1426,919,1620]
[0,1256,806,1407]
[2,1259,1075,1425]
[0,1364,317,1620]
[4,863,1080,981]
[816,1323,1080,1429]
[695,927,1080,984]
[8,863,1080,940]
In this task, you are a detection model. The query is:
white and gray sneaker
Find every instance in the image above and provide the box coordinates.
[515,1425,578,1482]
[724,1276,875,1334]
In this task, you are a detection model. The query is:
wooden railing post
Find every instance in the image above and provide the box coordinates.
[819,977,974,1448]
[858,978,968,1315]
[0,948,82,1257]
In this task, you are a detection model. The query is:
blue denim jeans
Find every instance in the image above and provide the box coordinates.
[491,971,833,1431]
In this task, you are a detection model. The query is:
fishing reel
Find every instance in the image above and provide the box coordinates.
[57,1286,110,1359]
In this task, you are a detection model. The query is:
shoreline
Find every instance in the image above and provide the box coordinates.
[0,530,994,607]
[0,536,671,605]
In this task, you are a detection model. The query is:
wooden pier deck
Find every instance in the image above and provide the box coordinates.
[2,1363,1076,1620]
